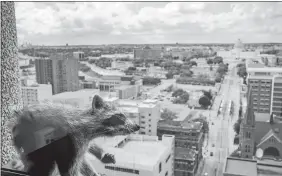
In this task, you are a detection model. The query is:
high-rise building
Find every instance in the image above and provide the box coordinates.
[21,82,52,107]
[88,134,175,176]
[246,67,282,116]
[51,53,80,94]
[35,58,53,85]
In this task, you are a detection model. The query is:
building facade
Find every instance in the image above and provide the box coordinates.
[117,99,161,136]
[92,134,175,176]
[247,67,282,115]
[21,83,52,107]
[239,85,282,160]
[116,85,141,99]
[51,53,80,94]
[35,58,53,87]
[73,51,85,60]
[157,120,204,176]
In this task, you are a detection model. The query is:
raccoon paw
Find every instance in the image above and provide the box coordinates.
[101,153,115,164]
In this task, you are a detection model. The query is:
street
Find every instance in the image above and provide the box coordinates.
[199,62,241,176]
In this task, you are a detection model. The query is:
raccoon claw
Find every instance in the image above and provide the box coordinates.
[101,153,115,164]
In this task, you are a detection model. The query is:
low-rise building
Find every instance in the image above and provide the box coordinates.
[21,81,52,107]
[117,99,161,136]
[88,134,175,176]
[116,85,141,99]
[174,147,198,176]
[157,119,204,176]
[223,157,282,176]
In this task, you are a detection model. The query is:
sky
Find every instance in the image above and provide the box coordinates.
[15,2,282,45]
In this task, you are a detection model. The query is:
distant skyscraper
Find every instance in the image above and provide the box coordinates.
[51,53,80,94]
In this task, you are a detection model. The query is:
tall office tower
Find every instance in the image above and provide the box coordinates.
[247,67,282,117]
[51,53,80,95]
[90,134,175,176]
[138,99,161,136]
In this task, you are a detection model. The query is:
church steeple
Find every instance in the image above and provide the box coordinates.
[243,85,255,127]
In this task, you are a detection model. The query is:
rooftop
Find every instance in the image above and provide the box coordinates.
[116,85,136,90]
[91,135,171,170]
[119,107,139,114]
[158,120,202,131]
[224,157,257,176]
[247,67,282,73]
[175,147,197,161]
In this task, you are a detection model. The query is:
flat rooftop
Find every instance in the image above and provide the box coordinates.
[224,157,257,176]
[158,120,203,131]
[92,135,169,170]
[175,147,197,161]
[119,107,139,114]
[51,89,100,100]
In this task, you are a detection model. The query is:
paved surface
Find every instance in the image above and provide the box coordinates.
[198,61,242,176]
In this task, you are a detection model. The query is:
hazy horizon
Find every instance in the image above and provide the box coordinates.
[16,2,282,45]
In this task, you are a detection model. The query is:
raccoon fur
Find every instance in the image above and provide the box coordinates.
[10,95,140,176]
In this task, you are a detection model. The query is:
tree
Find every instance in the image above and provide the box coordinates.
[190,61,197,67]
[161,108,178,120]
[233,118,242,135]
[172,89,185,97]
[237,65,247,78]
[166,84,174,92]
[166,71,174,79]
[143,77,161,85]
[128,67,136,71]
[214,56,223,64]
[180,70,193,77]
[197,73,209,80]
[199,96,211,108]
[207,59,213,65]
[203,90,213,100]
[215,76,221,83]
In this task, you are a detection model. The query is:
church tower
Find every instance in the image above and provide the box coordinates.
[239,85,256,159]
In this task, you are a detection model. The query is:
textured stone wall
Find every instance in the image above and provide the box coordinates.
[1,1,23,166]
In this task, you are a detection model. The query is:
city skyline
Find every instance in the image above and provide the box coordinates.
[16,2,282,45]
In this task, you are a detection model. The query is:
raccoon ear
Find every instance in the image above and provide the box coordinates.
[92,95,105,111]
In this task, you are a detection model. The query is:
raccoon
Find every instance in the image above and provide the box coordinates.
[10,95,140,176]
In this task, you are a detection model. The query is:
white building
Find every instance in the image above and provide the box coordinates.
[48,89,100,108]
[86,134,175,176]
[73,51,85,60]
[138,100,161,136]
[117,99,161,136]
[116,85,141,99]
[217,39,259,59]
[21,82,52,107]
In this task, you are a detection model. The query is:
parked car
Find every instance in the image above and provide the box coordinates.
[210,152,213,156]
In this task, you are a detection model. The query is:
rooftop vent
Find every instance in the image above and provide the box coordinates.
[274,128,280,133]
